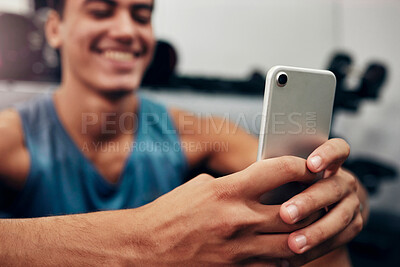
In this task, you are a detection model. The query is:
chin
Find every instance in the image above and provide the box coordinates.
[95,75,142,93]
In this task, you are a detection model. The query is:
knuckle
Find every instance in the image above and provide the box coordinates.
[330,178,344,200]
[278,240,294,257]
[213,211,249,239]
[323,142,336,155]
[301,192,317,210]
[335,138,351,157]
[224,244,242,263]
[354,215,364,234]
[245,161,262,179]
[340,209,353,226]
[353,197,361,212]
[278,156,299,176]
[246,161,259,172]
[311,225,325,244]
[347,174,358,192]
[334,138,350,150]
[248,160,265,173]
[343,141,351,157]
[224,243,258,264]
[210,180,237,201]
[214,218,238,239]
[196,173,214,182]
[252,213,268,228]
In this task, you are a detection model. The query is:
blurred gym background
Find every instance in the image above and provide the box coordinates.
[0,1,399,266]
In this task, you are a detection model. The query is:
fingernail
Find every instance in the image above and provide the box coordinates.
[294,235,307,250]
[286,204,299,222]
[281,259,290,267]
[310,156,322,170]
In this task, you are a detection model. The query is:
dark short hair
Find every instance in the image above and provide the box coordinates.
[47,0,65,17]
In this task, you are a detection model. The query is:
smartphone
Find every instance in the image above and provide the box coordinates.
[258,66,336,204]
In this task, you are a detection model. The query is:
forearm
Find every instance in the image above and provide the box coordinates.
[0,209,151,266]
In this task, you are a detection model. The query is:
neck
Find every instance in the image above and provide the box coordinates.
[54,77,139,144]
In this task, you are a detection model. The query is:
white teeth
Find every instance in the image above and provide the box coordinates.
[102,50,134,61]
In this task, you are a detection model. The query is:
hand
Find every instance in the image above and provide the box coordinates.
[279,138,363,266]
[135,156,319,266]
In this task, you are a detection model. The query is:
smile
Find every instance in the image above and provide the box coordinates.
[101,50,135,62]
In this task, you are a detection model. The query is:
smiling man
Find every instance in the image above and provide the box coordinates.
[0,0,368,266]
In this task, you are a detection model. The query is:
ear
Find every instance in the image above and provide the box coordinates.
[45,10,63,49]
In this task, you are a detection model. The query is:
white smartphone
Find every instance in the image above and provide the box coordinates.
[258,65,336,204]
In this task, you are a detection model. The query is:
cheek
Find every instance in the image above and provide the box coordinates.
[140,28,156,57]
[147,39,156,61]
[62,21,99,60]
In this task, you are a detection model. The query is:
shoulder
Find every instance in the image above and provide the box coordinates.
[0,109,30,190]
[0,109,25,153]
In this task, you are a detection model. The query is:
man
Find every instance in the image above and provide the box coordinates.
[0,0,368,265]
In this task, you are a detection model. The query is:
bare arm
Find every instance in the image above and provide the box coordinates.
[0,156,341,266]
[0,210,144,266]
[0,109,30,190]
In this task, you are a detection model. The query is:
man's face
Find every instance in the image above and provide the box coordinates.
[59,0,155,92]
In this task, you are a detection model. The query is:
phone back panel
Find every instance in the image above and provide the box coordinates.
[257,66,336,161]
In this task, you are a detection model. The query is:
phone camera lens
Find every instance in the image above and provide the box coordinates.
[277,72,288,87]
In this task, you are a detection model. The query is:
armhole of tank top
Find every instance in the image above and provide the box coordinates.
[165,107,189,175]
[12,108,37,201]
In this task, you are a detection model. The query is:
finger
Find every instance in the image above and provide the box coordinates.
[229,233,295,259]
[280,173,354,224]
[226,156,316,199]
[307,138,350,174]
[287,194,360,254]
[253,204,323,233]
[288,213,363,266]
[209,233,292,264]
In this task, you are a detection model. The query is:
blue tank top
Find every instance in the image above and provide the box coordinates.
[1,93,187,218]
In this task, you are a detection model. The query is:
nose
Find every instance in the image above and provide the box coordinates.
[109,10,137,44]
